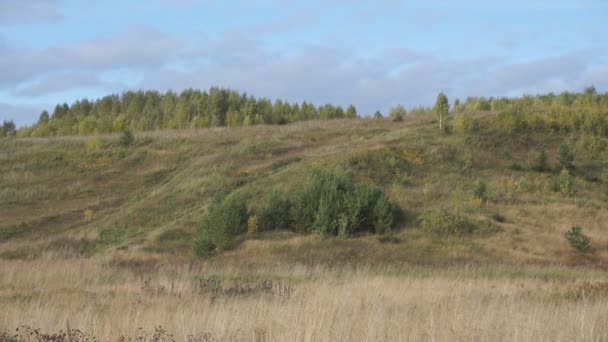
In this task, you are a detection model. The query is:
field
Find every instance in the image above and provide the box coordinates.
[2,115,608,340]
[1,259,608,341]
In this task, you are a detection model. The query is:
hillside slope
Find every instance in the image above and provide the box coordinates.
[1,115,607,267]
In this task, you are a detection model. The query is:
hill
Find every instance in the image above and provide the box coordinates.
[3,106,608,339]
[2,110,607,268]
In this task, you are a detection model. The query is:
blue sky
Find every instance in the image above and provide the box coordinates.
[1,0,607,126]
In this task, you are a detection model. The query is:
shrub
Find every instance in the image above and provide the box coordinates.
[453,113,471,134]
[247,215,258,234]
[473,180,488,200]
[257,190,291,231]
[290,169,395,236]
[419,209,494,236]
[558,143,575,172]
[193,193,248,257]
[85,136,101,152]
[389,105,407,122]
[118,128,134,147]
[532,150,548,172]
[491,213,506,223]
[555,169,574,196]
[564,225,591,253]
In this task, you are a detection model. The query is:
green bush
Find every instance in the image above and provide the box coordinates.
[554,169,575,196]
[532,150,549,172]
[257,190,291,231]
[473,180,487,200]
[118,128,134,147]
[558,143,575,172]
[491,213,506,223]
[564,225,591,253]
[290,169,395,236]
[389,105,406,122]
[193,193,249,257]
[419,209,493,236]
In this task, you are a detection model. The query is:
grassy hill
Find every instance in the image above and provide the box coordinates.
[2,113,607,268]
[3,113,608,340]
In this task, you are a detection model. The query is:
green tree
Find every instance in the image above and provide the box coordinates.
[389,105,407,122]
[434,92,449,131]
[38,110,50,125]
[558,143,575,172]
[1,120,16,137]
[533,150,549,172]
[193,194,249,257]
[564,225,591,253]
[345,105,358,119]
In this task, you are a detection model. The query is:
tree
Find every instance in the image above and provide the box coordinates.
[389,105,407,122]
[1,120,16,137]
[374,111,383,119]
[558,142,575,172]
[564,225,591,253]
[533,150,549,172]
[434,92,449,131]
[345,105,358,119]
[38,110,50,125]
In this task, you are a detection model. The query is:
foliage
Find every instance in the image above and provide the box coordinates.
[555,169,575,196]
[532,150,549,172]
[290,169,395,236]
[374,111,383,119]
[389,105,407,122]
[434,92,450,131]
[247,215,258,234]
[0,120,16,137]
[118,129,134,147]
[558,142,575,172]
[257,190,291,231]
[453,113,475,134]
[564,225,591,253]
[193,194,249,257]
[491,213,506,223]
[419,209,494,236]
[473,180,488,200]
[85,136,101,152]
[23,87,359,137]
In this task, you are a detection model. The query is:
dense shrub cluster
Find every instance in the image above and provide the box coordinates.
[289,169,394,236]
[194,169,396,257]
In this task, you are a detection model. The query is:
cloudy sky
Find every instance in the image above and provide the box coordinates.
[1,0,607,126]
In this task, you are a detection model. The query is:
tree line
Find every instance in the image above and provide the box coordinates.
[451,86,608,136]
[18,87,359,137]
[5,85,608,138]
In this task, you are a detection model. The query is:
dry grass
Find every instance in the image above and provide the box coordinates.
[1,258,607,341]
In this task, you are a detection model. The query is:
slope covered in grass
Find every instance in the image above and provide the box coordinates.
[1,114,608,268]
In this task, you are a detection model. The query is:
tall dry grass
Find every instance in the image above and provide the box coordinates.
[1,258,607,341]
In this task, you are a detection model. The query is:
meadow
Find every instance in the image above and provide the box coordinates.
[2,112,608,340]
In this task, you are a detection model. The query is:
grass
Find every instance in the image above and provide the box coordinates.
[0,258,607,341]
[2,116,608,339]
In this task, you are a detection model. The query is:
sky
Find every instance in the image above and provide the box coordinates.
[0,0,607,126]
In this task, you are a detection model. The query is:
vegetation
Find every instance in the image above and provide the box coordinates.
[194,169,396,256]
[434,92,449,131]
[19,87,359,137]
[193,194,248,256]
[389,104,407,122]
[564,225,592,253]
[3,87,608,340]
[0,120,16,137]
